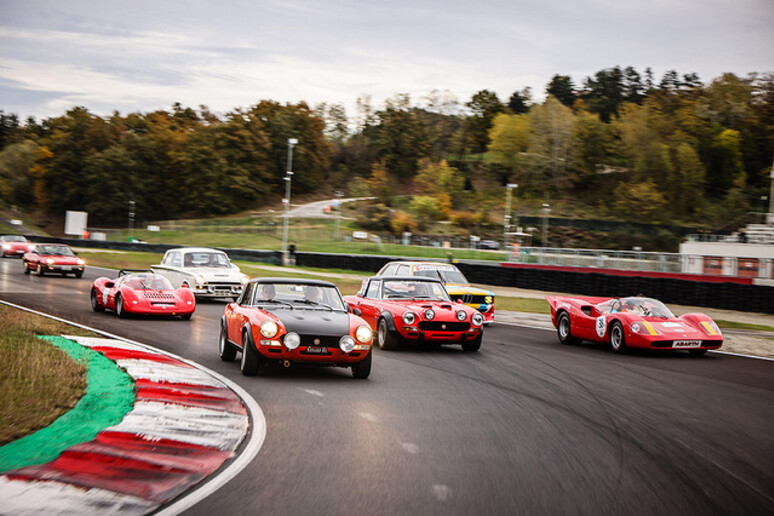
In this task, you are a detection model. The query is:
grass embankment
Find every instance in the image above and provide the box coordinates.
[0,305,95,445]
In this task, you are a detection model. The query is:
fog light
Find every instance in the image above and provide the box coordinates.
[284,332,300,350]
[339,336,356,353]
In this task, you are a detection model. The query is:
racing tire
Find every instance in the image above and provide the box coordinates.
[91,289,105,312]
[240,330,261,376]
[37,263,45,276]
[115,294,128,318]
[74,271,83,279]
[461,333,482,352]
[351,349,372,379]
[609,321,627,353]
[23,262,30,274]
[377,318,400,351]
[219,323,237,361]
[557,311,581,345]
[689,349,707,357]
[181,313,193,321]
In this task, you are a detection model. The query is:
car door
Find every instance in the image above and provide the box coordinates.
[227,282,255,344]
[355,279,382,329]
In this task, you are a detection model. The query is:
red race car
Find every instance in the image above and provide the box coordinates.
[23,243,85,277]
[220,278,374,378]
[343,276,485,351]
[1,235,34,257]
[91,270,196,319]
[546,295,723,356]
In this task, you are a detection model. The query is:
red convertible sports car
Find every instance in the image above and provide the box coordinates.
[220,278,374,378]
[23,243,85,277]
[343,276,485,351]
[91,270,196,319]
[546,295,723,356]
[1,235,33,257]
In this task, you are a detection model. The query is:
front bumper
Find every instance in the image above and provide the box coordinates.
[43,264,84,274]
[192,283,243,298]
[125,302,195,316]
[397,326,482,344]
[255,341,370,365]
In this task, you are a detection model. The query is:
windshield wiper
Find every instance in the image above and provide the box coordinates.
[258,300,294,309]
[293,299,334,311]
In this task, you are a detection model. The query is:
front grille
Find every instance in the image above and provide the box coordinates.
[418,321,470,331]
[143,292,175,300]
[651,341,708,349]
[450,294,490,305]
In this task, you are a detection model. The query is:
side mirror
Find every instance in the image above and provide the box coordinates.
[105,282,115,288]
[456,299,463,304]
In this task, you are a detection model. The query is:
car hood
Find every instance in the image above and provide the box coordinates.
[186,267,243,281]
[276,310,350,336]
[648,319,705,338]
[39,255,80,264]
[383,300,464,317]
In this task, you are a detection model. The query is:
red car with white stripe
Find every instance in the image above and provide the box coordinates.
[546,295,723,355]
[91,270,196,319]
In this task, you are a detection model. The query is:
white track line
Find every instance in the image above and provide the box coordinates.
[0,299,266,515]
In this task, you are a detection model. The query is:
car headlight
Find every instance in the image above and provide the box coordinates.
[471,313,484,326]
[630,321,659,335]
[76,259,85,265]
[1,244,9,250]
[700,320,722,336]
[284,332,300,350]
[402,312,416,325]
[194,274,205,286]
[46,258,54,265]
[355,325,373,343]
[456,310,467,322]
[260,320,279,338]
[424,309,435,320]
[339,335,356,353]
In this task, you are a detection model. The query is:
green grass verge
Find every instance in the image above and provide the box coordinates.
[714,320,774,332]
[0,305,94,445]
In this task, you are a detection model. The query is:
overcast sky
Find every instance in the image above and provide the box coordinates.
[1,0,773,121]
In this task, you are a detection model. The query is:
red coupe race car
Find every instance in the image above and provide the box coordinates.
[1,235,33,257]
[546,295,723,356]
[23,243,85,277]
[343,276,485,351]
[91,270,196,319]
[220,278,374,378]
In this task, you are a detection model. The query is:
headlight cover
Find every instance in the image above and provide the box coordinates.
[700,320,722,336]
[471,313,484,326]
[284,332,300,350]
[402,312,416,325]
[260,320,279,338]
[46,258,54,265]
[424,309,435,320]
[355,325,373,343]
[340,335,356,353]
[456,310,467,322]
[76,259,85,265]
[630,321,659,335]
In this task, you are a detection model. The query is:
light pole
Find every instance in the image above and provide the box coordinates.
[128,200,135,241]
[281,138,298,264]
[541,202,550,248]
[334,190,344,240]
[503,183,518,252]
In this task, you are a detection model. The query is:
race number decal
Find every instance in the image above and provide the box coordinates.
[596,316,606,338]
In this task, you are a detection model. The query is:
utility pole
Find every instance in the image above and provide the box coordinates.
[334,190,344,240]
[281,138,298,264]
[128,200,135,241]
[503,183,518,252]
[542,202,550,247]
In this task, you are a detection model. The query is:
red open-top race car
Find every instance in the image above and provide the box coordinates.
[546,295,723,356]
[344,276,485,351]
[91,269,196,319]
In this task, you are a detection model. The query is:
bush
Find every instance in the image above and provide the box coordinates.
[356,203,392,231]
[390,211,418,234]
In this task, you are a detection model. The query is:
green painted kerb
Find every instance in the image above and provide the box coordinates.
[0,336,135,472]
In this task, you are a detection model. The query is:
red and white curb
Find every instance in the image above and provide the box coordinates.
[0,312,265,515]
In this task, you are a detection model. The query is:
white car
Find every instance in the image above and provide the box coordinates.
[151,247,249,300]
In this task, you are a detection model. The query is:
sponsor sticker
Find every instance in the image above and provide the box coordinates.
[596,316,606,338]
[672,340,702,348]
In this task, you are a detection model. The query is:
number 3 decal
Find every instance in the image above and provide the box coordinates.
[596,316,606,338]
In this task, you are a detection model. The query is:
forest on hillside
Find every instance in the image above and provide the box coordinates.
[0,66,772,235]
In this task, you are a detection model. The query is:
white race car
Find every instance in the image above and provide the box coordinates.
[151,247,248,300]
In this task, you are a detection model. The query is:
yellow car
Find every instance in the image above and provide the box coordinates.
[376,261,495,325]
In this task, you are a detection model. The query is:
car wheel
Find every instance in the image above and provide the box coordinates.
[377,318,400,351]
[240,330,260,376]
[351,349,372,379]
[461,333,482,352]
[609,321,627,353]
[181,313,193,321]
[23,261,30,275]
[75,271,83,279]
[91,289,105,312]
[219,323,236,361]
[689,349,707,357]
[37,263,45,276]
[557,311,581,345]
[116,294,128,318]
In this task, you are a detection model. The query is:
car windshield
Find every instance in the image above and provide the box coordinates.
[182,252,231,268]
[248,282,346,311]
[598,297,675,318]
[2,236,26,242]
[413,266,469,285]
[123,274,173,291]
[38,245,74,256]
[382,280,450,301]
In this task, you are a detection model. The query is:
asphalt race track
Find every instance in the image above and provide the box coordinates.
[1,259,773,515]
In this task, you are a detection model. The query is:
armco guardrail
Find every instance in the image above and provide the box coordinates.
[27,238,773,314]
